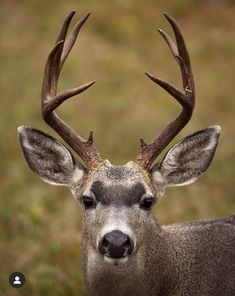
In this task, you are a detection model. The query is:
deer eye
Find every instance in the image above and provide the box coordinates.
[140,197,155,211]
[82,196,96,209]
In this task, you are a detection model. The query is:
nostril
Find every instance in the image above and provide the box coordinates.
[123,236,130,248]
[98,237,108,255]
[102,236,109,248]
[124,236,134,255]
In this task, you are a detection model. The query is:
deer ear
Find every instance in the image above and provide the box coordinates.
[152,126,221,187]
[18,126,86,187]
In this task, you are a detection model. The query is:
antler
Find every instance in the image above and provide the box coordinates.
[41,11,103,170]
[136,13,195,170]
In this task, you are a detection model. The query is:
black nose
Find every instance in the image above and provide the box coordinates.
[99,230,134,258]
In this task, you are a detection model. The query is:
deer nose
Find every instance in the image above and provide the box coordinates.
[99,230,134,259]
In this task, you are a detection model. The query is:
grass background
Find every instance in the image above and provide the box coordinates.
[1,0,235,295]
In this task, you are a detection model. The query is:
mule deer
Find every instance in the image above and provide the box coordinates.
[18,11,235,296]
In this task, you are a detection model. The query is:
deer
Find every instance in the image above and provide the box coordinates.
[18,10,235,296]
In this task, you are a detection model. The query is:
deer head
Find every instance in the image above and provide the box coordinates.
[18,11,220,265]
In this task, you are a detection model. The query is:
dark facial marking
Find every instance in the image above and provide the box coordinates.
[91,181,146,207]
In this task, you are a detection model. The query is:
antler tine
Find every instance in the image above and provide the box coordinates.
[164,13,194,93]
[41,11,103,170]
[59,12,91,69]
[136,13,195,170]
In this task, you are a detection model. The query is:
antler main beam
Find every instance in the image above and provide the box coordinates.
[136,13,195,170]
[41,11,103,170]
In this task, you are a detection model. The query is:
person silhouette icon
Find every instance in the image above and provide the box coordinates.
[9,272,25,288]
[13,276,21,285]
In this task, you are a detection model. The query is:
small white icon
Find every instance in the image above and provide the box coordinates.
[13,276,21,285]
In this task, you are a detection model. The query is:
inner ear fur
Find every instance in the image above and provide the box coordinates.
[151,126,221,187]
[18,126,86,187]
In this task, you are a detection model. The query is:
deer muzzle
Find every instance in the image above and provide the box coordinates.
[98,230,134,259]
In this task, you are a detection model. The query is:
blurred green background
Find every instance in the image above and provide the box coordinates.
[1,0,235,295]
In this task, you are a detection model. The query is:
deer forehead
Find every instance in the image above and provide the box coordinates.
[82,161,153,203]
